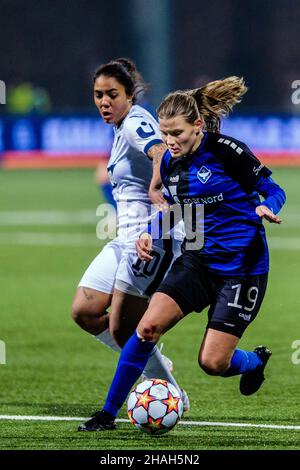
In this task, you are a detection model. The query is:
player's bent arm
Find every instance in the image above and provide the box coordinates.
[255,176,286,223]
[95,159,110,184]
[137,199,182,260]
[147,143,169,208]
[256,176,286,214]
[146,202,182,239]
[255,205,282,224]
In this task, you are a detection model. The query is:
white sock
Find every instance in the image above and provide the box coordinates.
[95,328,121,353]
[95,330,181,394]
[142,345,181,394]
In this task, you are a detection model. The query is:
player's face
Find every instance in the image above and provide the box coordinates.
[94,75,133,125]
[159,115,203,158]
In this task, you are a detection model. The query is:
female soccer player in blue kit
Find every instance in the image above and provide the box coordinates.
[91,76,286,429]
[74,59,189,431]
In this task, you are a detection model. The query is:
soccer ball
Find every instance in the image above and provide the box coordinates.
[127,378,183,435]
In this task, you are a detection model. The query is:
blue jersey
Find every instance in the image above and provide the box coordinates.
[159,132,286,276]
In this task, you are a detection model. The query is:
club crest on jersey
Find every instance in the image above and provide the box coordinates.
[197,166,212,184]
[170,175,179,183]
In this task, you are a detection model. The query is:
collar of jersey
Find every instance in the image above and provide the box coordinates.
[114,120,125,134]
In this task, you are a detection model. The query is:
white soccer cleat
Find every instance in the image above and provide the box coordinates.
[159,342,174,372]
[181,388,190,413]
[141,353,173,380]
[161,354,174,373]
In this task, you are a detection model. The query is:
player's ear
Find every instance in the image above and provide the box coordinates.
[194,118,203,135]
[127,94,134,103]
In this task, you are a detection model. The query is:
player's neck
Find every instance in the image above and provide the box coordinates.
[116,104,133,128]
[190,131,204,154]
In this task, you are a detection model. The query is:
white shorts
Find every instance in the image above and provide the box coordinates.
[78,237,183,299]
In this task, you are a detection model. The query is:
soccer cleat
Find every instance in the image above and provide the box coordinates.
[181,388,190,413]
[159,342,174,372]
[239,346,272,396]
[78,410,116,431]
[161,354,174,373]
[141,345,174,381]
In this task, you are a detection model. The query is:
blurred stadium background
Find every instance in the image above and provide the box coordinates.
[0,0,300,451]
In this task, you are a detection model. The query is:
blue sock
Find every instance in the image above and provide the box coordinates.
[103,331,156,417]
[222,349,263,377]
[100,182,116,208]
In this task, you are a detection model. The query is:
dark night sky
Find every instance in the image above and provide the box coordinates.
[1,0,300,112]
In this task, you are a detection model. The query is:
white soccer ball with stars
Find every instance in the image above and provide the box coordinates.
[127,378,183,435]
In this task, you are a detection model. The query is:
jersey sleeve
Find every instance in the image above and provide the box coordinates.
[213,135,272,193]
[255,176,286,214]
[123,114,163,156]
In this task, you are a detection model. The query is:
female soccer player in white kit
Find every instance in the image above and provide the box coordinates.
[72,59,188,430]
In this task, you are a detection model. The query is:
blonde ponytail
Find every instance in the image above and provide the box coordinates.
[157,76,248,133]
[188,76,248,132]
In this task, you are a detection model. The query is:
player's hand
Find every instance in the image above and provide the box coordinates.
[136,233,153,261]
[255,205,282,224]
[148,188,169,212]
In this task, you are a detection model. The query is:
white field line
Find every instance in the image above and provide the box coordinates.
[0,209,299,228]
[0,415,299,431]
[0,232,102,246]
[0,210,97,226]
[0,232,299,249]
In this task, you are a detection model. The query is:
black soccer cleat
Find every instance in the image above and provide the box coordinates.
[78,410,116,431]
[240,346,272,396]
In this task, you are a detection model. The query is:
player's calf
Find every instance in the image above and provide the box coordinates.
[198,355,231,376]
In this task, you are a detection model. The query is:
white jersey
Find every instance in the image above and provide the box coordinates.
[78,104,185,298]
[107,105,164,243]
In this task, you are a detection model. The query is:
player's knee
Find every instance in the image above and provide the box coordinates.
[71,301,104,328]
[71,301,83,324]
[137,321,161,343]
[198,354,230,376]
[71,304,91,330]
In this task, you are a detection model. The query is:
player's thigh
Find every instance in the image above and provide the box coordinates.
[72,287,112,319]
[137,292,184,342]
[200,274,268,371]
[73,239,124,316]
[110,289,149,346]
[206,274,268,339]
